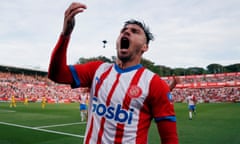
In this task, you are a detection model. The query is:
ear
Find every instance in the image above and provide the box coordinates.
[142,44,148,53]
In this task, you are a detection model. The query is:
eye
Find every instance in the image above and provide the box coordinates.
[131,28,138,34]
[121,28,127,33]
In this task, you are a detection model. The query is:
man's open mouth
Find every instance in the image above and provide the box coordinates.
[120,37,130,49]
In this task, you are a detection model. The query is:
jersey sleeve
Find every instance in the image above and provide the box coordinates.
[69,61,103,88]
[48,34,103,88]
[149,74,176,122]
[149,75,178,144]
[48,34,73,84]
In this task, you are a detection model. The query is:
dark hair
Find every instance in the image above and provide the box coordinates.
[124,19,154,44]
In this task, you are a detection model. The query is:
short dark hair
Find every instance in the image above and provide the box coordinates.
[124,19,154,44]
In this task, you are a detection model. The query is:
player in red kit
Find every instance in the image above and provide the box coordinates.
[48,2,178,144]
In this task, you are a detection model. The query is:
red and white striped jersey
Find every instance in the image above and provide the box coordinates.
[187,95,197,105]
[79,93,88,105]
[69,62,176,144]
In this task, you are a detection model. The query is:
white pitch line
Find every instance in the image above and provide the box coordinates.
[0,121,85,138]
[35,122,86,129]
[0,109,16,113]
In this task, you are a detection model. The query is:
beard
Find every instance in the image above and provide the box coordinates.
[117,52,131,63]
[117,47,142,63]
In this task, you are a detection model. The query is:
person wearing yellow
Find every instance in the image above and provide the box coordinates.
[9,95,16,108]
[24,96,28,106]
[41,96,46,109]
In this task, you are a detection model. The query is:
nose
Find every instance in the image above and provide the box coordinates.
[122,29,130,36]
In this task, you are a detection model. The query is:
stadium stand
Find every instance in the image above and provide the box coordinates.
[0,65,239,103]
[163,72,240,103]
[0,65,82,103]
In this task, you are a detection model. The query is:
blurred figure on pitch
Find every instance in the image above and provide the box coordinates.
[24,95,29,106]
[79,88,89,122]
[9,95,16,108]
[41,96,47,109]
[186,93,197,120]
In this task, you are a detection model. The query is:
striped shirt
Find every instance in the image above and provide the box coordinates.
[69,62,176,144]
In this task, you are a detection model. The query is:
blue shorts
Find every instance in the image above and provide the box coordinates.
[80,104,87,110]
[188,105,196,111]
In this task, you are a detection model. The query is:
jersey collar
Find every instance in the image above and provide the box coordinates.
[114,63,143,74]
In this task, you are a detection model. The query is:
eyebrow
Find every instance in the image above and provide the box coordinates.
[121,25,142,33]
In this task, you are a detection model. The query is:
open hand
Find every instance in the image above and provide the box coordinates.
[62,2,87,36]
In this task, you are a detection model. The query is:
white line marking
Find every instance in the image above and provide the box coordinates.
[35,122,86,129]
[0,109,16,113]
[0,121,85,138]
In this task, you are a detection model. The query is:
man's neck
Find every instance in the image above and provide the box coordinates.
[116,60,141,70]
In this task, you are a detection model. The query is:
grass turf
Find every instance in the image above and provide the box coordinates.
[1,102,240,144]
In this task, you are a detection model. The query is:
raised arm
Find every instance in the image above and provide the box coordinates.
[62,2,87,36]
[48,3,87,84]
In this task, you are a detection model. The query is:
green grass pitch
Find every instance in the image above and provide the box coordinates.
[0,102,240,144]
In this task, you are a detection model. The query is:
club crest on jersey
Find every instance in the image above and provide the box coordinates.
[127,85,142,98]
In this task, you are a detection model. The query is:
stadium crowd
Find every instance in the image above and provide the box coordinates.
[164,72,240,103]
[0,72,81,103]
[0,71,239,104]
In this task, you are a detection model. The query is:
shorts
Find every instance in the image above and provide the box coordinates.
[80,104,87,110]
[188,105,196,111]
